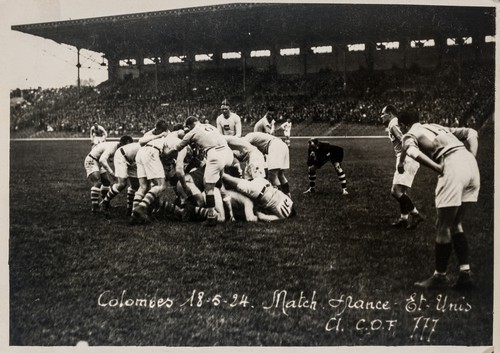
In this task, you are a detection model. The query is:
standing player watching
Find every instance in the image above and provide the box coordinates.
[276,118,292,147]
[216,99,242,137]
[84,135,133,213]
[254,106,276,135]
[381,105,424,229]
[303,138,348,195]
[90,121,107,148]
[166,116,235,226]
[398,109,479,290]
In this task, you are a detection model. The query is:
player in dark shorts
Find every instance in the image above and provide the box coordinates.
[303,138,348,195]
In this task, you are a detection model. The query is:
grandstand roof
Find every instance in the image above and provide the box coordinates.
[12,3,495,59]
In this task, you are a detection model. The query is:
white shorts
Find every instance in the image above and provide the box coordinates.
[204,146,234,184]
[267,139,289,170]
[243,149,266,180]
[435,148,480,208]
[84,154,105,177]
[114,149,137,179]
[135,146,164,180]
[393,155,419,187]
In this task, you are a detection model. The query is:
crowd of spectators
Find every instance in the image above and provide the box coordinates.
[10,62,494,136]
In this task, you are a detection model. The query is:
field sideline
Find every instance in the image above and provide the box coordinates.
[9,125,494,346]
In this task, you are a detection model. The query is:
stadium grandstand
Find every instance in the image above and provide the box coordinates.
[10,3,495,138]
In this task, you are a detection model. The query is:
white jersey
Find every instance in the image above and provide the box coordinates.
[175,123,228,153]
[387,117,404,156]
[280,121,292,136]
[216,112,242,137]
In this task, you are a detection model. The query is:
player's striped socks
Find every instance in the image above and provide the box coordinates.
[132,191,145,212]
[308,168,316,188]
[90,186,100,211]
[138,191,157,209]
[104,184,121,203]
[195,206,209,219]
[100,185,110,200]
[127,187,136,214]
[335,166,347,191]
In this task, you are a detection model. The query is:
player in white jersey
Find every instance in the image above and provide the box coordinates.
[222,174,294,221]
[166,116,235,225]
[90,121,108,147]
[276,118,292,147]
[216,100,242,137]
[398,109,479,290]
[254,106,276,135]
[84,136,133,212]
[245,132,291,197]
[100,141,140,216]
[138,120,169,146]
[381,105,424,229]
[224,135,266,180]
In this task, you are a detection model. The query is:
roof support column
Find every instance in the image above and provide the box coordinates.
[76,48,81,99]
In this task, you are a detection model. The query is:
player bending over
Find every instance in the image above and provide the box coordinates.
[303,138,348,195]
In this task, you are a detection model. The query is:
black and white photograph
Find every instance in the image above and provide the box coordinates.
[2,0,497,351]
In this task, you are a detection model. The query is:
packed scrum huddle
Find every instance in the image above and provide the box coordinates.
[85,119,296,226]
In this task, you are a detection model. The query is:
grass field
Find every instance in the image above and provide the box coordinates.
[9,124,494,346]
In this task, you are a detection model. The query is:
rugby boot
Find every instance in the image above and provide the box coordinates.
[407,213,425,229]
[452,271,474,291]
[414,273,448,289]
[303,187,316,194]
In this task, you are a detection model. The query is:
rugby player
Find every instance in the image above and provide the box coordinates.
[245,132,291,197]
[84,135,133,212]
[303,138,348,195]
[89,121,107,148]
[381,105,424,229]
[398,109,479,290]
[216,99,242,137]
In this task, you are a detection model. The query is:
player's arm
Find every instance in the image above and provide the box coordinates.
[403,135,443,175]
[229,191,258,222]
[89,127,94,140]
[235,116,242,137]
[450,127,478,157]
[175,147,189,194]
[255,211,281,222]
[216,118,224,135]
[220,184,235,221]
[138,129,167,146]
[99,148,115,176]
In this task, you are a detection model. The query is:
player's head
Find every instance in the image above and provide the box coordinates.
[308,138,319,149]
[287,118,291,123]
[221,99,230,117]
[381,105,397,123]
[267,106,276,118]
[118,135,134,147]
[185,116,199,130]
[172,123,186,138]
[153,120,169,135]
[398,109,420,132]
[92,121,99,127]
